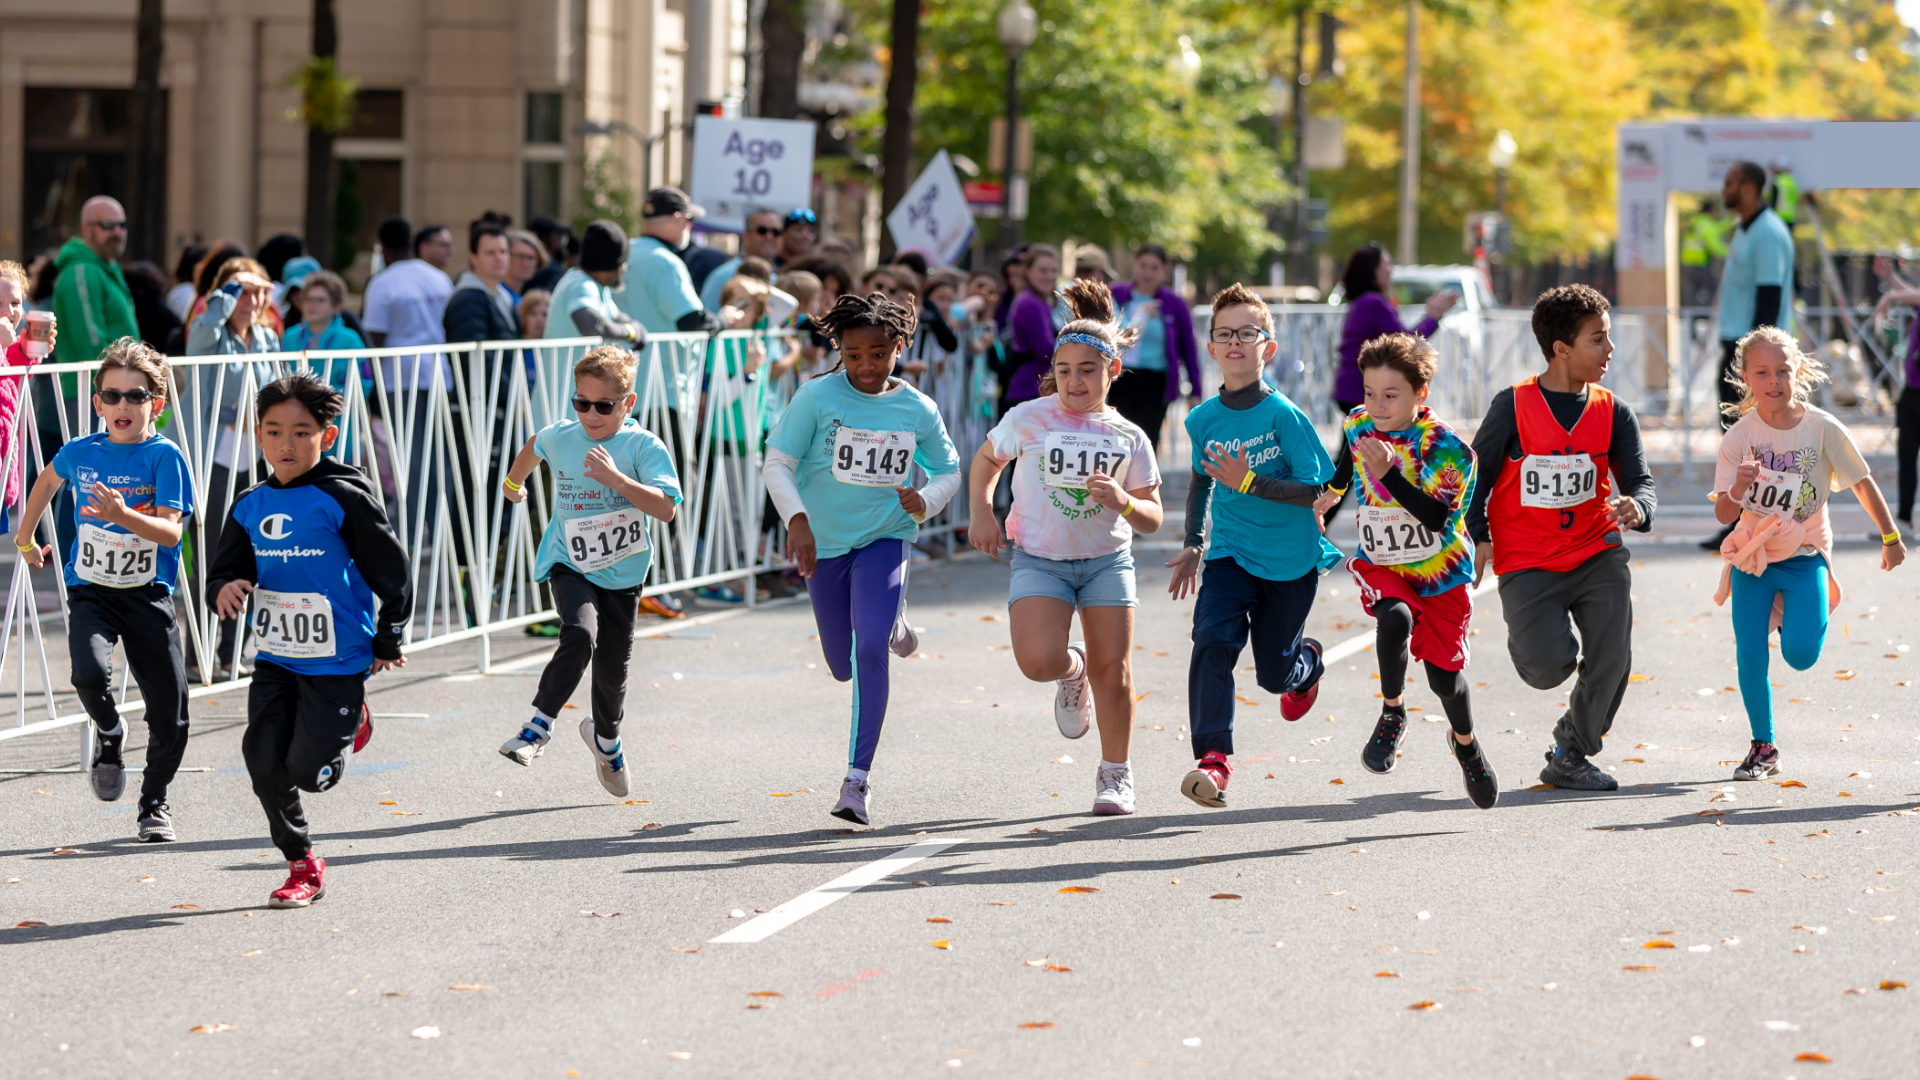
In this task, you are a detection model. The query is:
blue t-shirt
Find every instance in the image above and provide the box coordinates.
[51,433,192,592]
[1185,385,1339,582]
[532,417,683,591]
[1125,298,1168,372]
[1719,206,1795,340]
[766,372,961,560]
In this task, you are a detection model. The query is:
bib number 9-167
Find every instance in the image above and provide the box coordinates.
[1041,431,1126,489]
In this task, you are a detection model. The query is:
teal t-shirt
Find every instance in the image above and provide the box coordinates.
[1719,206,1795,340]
[1185,384,1340,581]
[532,417,683,590]
[615,236,703,410]
[766,371,961,560]
[1125,298,1168,372]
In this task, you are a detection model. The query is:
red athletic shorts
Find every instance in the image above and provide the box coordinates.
[1345,558,1473,672]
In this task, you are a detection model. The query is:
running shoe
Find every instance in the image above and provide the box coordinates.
[1732,740,1780,781]
[268,855,326,908]
[889,619,919,658]
[352,705,374,754]
[578,718,630,797]
[498,715,553,766]
[1279,639,1324,721]
[693,584,745,605]
[1361,705,1408,774]
[1450,732,1499,809]
[137,800,176,843]
[1092,762,1135,816]
[831,775,871,825]
[1537,746,1618,791]
[757,570,796,599]
[89,725,125,802]
[1054,643,1093,739]
[1181,751,1232,808]
[638,593,685,619]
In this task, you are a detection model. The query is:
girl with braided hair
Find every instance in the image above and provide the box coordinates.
[763,291,962,825]
[967,280,1165,814]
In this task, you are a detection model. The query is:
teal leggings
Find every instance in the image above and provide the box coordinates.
[1729,553,1830,743]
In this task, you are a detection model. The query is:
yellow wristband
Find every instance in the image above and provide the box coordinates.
[1883,529,1901,546]
[1236,471,1255,494]
[14,536,35,552]
[503,476,524,493]
[1119,496,1136,517]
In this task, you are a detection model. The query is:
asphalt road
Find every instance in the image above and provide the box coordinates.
[2,537,1916,1080]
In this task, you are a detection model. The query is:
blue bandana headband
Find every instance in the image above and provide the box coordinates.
[1056,331,1119,360]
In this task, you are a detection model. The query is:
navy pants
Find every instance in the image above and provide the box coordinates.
[1187,557,1322,758]
[809,538,910,771]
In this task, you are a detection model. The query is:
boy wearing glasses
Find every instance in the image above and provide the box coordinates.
[13,339,192,841]
[1165,285,1341,808]
[497,347,682,797]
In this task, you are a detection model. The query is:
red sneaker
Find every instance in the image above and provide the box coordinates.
[352,706,373,754]
[268,855,326,909]
[1280,639,1324,721]
[1181,751,1232,808]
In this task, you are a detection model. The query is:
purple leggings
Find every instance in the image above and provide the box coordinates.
[809,538,910,770]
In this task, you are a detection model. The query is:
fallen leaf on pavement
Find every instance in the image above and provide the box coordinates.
[1843,987,1868,995]
[1622,757,1646,763]
[392,810,421,816]
[1375,971,1401,978]
[1018,1022,1056,1029]
[620,799,650,805]
[1058,886,1100,894]
[747,991,783,998]
[1023,958,1049,967]
[930,939,951,949]
[746,1002,774,1010]
[1883,980,1908,990]
[665,1051,692,1059]
[988,901,1015,906]
[50,848,76,855]
[641,823,662,831]
[448,984,489,991]
[1528,783,1554,790]
[1622,965,1658,972]
[670,947,700,953]
[1834,670,1857,680]
[169,904,199,910]
[14,920,48,928]
[1795,1052,1832,1062]
[379,800,397,805]
[239,950,261,957]
[580,911,622,918]
[1045,964,1071,973]
[1643,940,1677,949]
[187,1024,237,1034]
[1806,830,1831,838]
[382,992,408,997]
[927,917,951,923]
[1733,889,1756,894]
[1210,893,1242,900]
[1776,780,1807,788]
[1406,1001,1442,1011]
[771,792,792,797]
[1697,809,1725,818]
[1329,778,1345,785]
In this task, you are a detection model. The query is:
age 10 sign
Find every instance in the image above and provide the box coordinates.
[690,115,817,233]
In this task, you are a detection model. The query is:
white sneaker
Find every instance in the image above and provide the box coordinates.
[498,715,553,766]
[1053,643,1092,739]
[1092,762,1134,815]
[889,619,919,659]
[578,718,630,798]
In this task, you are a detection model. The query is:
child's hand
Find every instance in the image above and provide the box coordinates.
[1606,495,1644,530]
[1201,445,1252,491]
[13,535,47,569]
[1883,537,1907,572]
[0,316,14,352]
[369,655,409,675]
[896,485,927,517]
[1473,544,1492,588]
[786,514,818,579]
[215,580,254,620]
[502,477,527,504]
[582,446,629,490]
[1731,457,1759,501]
[1356,437,1395,479]
[1165,546,1203,601]
[82,481,131,526]
[1312,489,1339,516]
[1085,470,1128,513]
[968,513,1004,559]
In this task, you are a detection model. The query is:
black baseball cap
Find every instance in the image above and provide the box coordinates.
[579,220,630,271]
[642,187,705,219]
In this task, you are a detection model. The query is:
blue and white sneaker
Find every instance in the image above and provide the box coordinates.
[498,715,553,766]
[693,584,745,605]
[579,718,630,798]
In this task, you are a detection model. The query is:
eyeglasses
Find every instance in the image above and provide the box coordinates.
[751,226,781,237]
[571,396,623,416]
[784,208,818,227]
[1208,327,1274,345]
[96,388,156,405]
[90,220,128,232]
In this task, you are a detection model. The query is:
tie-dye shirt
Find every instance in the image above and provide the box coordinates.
[1341,405,1477,595]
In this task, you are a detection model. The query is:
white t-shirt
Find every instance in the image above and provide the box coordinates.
[361,259,454,389]
[1716,406,1870,550]
[988,397,1159,560]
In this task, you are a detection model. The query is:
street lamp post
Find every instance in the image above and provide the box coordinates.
[575,119,670,194]
[1486,129,1517,303]
[996,1,1037,252]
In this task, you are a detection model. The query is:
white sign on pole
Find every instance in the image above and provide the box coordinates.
[1615,123,1668,271]
[689,115,817,233]
[884,150,977,266]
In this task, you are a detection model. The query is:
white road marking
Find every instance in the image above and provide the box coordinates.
[1320,577,1497,665]
[709,837,967,944]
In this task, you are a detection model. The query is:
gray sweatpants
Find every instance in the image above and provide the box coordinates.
[1495,544,1633,756]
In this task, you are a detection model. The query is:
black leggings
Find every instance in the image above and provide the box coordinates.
[1897,386,1920,523]
[1375,600,1474,737]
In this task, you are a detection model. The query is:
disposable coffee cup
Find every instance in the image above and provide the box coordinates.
[22,311,54,359]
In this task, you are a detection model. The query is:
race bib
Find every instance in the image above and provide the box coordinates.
[252,590,336,660]
[832,427,916,488]
[74,524,158,588]
[1357,505,1443,566]
[563,508,651,573]
[1742,465,1801,519]
[1519,453,1598,509]
[1041,432,1128,490]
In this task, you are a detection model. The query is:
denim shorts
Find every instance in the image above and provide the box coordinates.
[1008,546,1138,608]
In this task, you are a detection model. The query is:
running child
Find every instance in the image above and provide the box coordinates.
[1711,326,1904,780]
[1465,285,1657,793]
[763,291,962,825]
[496,346,682,796]
[968,280,1164,815]
[1316,333,1496,808]
[1166,283,1341,809]
[11,338,192,840]
[209,372,414,908]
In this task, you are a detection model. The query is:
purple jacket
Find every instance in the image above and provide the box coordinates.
[1110,282,1202,403]
[1005,288,1058,402]
[1335,291,1438,405]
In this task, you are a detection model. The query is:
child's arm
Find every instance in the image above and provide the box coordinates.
[1201,444,1320,507]
[207,510,260,621]
[1714,456,1758,526]
[1853,475,1907,571]
[582,446,678,522]
[328,478,415,674]
[1085,471,1164,534]
[502,436,538,504]
[9,468,66,568]
[80,483,185,547]
[1357,439,1455,534]
[966,441,1012,559]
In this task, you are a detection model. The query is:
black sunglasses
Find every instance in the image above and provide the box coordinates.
[96,388,157,405]
[571,396,622,416]
[91,220,128,232]
[752,226,781,237]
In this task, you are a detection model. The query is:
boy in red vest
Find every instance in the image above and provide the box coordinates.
[1465,285,1657,791]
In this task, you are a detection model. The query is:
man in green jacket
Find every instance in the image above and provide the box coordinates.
[52,195,139,362]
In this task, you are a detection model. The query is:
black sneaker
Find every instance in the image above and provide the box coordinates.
[1537,746,1617,791]
[1361,705,1408,774]
[1450,732,1499,809]
[137,800,177,843]
[89,726,126,802]
[1732,740,1780,781]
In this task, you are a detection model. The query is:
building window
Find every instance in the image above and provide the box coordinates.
[346,90,406,140]
[22,88,157,257]
[332,90,406,277]
[526,92,564,146]
[523,162,562,222]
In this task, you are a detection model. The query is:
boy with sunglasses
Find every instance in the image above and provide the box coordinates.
[497,346,682,797]
[13,338,192,841]
[1165,285,1340,808]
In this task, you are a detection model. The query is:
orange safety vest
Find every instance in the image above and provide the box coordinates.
[1488,377,1619,575]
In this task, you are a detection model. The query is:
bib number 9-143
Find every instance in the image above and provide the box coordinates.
[832,427,916,488]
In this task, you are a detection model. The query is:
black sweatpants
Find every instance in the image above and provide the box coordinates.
[242,660,366,861]
[533,565,640,741]
[1497,545,1634,757]
[68,585,190,804]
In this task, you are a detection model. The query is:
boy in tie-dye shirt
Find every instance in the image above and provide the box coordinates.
[1316,333,1497,809]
